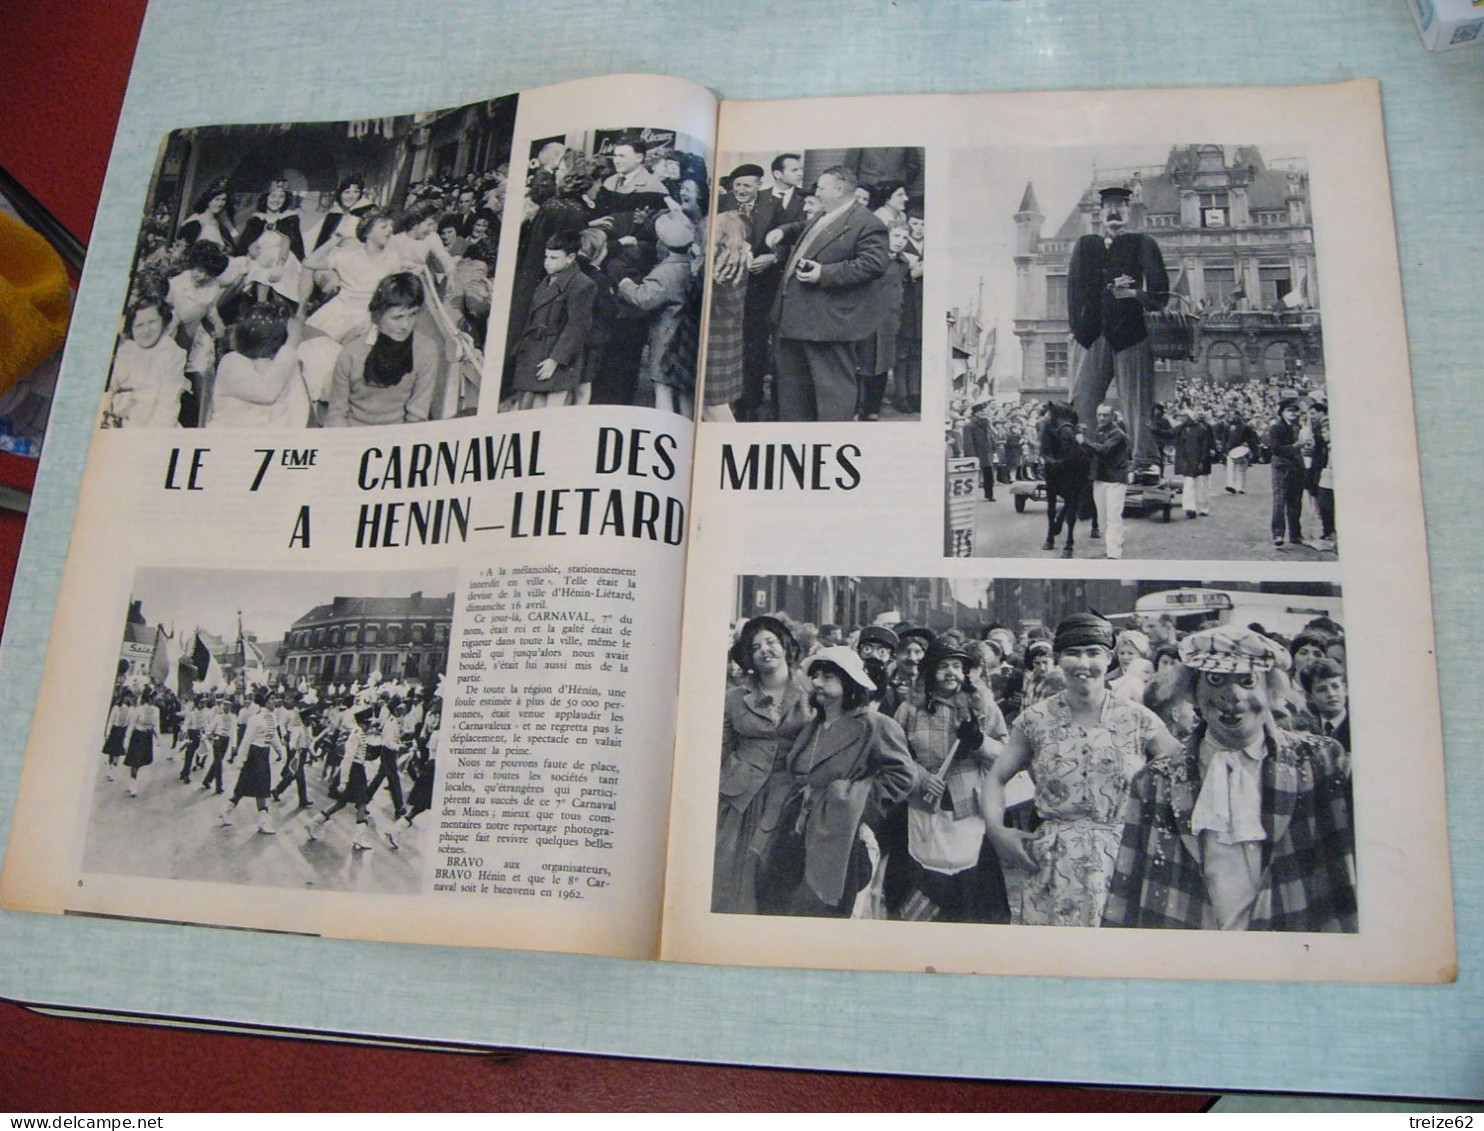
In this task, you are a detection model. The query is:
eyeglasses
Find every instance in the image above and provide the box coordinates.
[1201,671,1258,689]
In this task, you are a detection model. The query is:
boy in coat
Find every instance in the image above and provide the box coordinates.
[510,230,597,410]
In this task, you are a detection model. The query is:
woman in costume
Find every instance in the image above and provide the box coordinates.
[102,689,132,782]
[307,704,382,851]
[219,687,286,836]
[122,684,161,797]
[983,613,1179,926]
[237,180,305,307]
[177,180,238,250]
[713,616,812,914]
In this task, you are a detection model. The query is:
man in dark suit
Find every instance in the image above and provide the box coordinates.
[765,166,889,422]
[1066,184,1170,466]
[763,153,806,226]
[1303,658,1350,752]
[966,402,998,500]
[1266,395,1306,547]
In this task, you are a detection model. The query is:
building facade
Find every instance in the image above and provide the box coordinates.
[277,591,454,691]
[1013,145,1323,406]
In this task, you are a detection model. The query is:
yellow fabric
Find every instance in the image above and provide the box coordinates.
[0,210,72,394]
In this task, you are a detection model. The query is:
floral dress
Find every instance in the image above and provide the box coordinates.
[1013,692,1163,927]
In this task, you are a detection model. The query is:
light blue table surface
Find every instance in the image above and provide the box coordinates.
[2,0,1480,1098]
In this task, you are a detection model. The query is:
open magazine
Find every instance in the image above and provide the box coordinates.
[0,75,1453,983]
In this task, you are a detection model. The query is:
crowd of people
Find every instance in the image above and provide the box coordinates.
[501,133,710,417]
[715,604,1354,930]
[706,152,925,423]
[106,167,502,429]
[948,374,1336,557]
[99,676,441,854]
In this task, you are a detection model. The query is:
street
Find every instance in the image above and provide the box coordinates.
[970,462,1338,563]
[81,738,427,895]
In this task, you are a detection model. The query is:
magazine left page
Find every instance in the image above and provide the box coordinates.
[0,73,717,960]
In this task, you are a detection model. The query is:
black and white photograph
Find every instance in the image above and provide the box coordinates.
[944,144,1334,561]
[101,95,518,430]
[498,126,711,419]
[716,574,1353,931]
[705,146,925,423]
[83,567,456,894]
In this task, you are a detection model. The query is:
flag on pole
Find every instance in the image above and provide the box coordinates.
[149,626,181,693]
[188,631,226,691]
[242,636,267,687]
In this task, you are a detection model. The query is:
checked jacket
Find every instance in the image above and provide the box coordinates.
[1101,724,1357,931]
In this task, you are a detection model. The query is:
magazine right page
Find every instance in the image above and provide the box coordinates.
[660,79,1454,982]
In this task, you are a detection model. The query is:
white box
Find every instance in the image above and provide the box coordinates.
[1408,0,1484,50]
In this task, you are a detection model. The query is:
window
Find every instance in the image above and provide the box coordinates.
[384,624,401,646]
[1045,275,1067,319]
[1199,191,1229,229]
[1044,340,1069,388]
[364,623,379,645]
[435,623,448,643]
[1203,265,1236,308]
[411,623,426,644]
[1259,263,1292,309]
[358,653,376,678]
[313,628,324,646]
[328,627,341,647]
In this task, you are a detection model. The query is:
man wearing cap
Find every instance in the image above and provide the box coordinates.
[966,402,999,501]
[1267,396,1307,548]
[717,158,804,420]
[886,626,935,714]
[888,642,1011,922]
[855,625,899,668]
[717,163,766,220]
[764,166,889,422]
[1066,184,1170,467]
[1102,625,1356,931]
[752,646,916,917]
